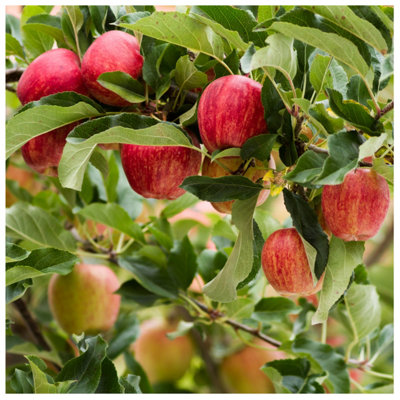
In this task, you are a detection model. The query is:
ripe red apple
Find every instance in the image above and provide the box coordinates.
[48,263,121,335]
[17,48,87,176]
[321,168,390,241]
[81,30,143,107]
[132,318,195,384]
[261,228,324,296]
[120,133,202,200]
[201,155,275,213]
[220,342,285,393]
[197,75,267,153]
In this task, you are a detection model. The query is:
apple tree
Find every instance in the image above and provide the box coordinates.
[5,5,394,395]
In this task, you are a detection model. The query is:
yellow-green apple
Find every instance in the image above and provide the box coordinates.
[220,342,285,393]
[48,263,121,335]
[120,134,201,200]
[17,48,87,176]
[261,228,324,296]
[197,75,267,152]
[81,30,143,106]
[132,318,195,384]
[321,168,390,241]
[201,155,275,213]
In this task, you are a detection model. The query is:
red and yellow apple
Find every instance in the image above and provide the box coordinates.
[17,48,87,176]
[197,75,267,153]
[261,228,324,296]
[321,168,390,241]
[201,155,275,213]
[220,342,285,393]
[48,263,121,335]
[132,318,195,384]
[81,30,143,106]
[120,134,202,200]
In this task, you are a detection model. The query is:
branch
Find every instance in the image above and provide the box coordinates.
[375,100,394,120]
[365,218,393,267]
[6,67,25,83]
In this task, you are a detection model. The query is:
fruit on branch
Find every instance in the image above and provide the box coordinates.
[321,168,390,241]
[120,132,201,200]
[48,263,121,335]
[220,342,284,393]
[132,318,195,384]
[197,75,267,153]
[81,30,143,106]
[16,48,87,176]
[261,228,324,296]
[201,155,275,213]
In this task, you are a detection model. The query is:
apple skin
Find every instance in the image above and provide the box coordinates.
[197,75,267,153]
[261,228,324,296]
[201,155,275,213]
[321,168,390,241]
[132,318,195,384]
[220,343,285,393]
[48,263,121,335]
[6,164,41,206]
[120,134,201,200]
[17,48,87,176]
[81,30,143,107]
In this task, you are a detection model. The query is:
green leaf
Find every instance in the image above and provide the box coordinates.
[327,89,384,136]
[25,14,66,46]
[56,336,107,393]
[289,336,350,393]
[26,356,57,394]
[283,189,329,280]
[263,358,325,393]
[119,256,178,299]
[304,6,387,53]
[180,175,263,202]
[117,279,161,306]
[107,313,140,360]
[88,5,108,34]
[10,368,33,393]
[123,352,152,393]
[97,71,145,103]
[59,121,193,191]
[197,249,227,284]
[6,242,31,263]
[167,236,197,290]
[308,103,344,134]
[309,54,331,96]
[95,357,122,393]
[119,375,142,394]
[253,297,300,322]
[313,237,365,324]
[77,203,144,243]
[372,158,393,185]
[6,100,102,159]
[284,151,328,185]
[161,192,198,218]
[6,203,76,252]
[270,21,369,78]
[6,33,25,59]
[345,283,381,340]
[6,248,78,286]
[203,195,258,302]
[22,24,54,60]
[261,78,285,133]
[358,133,387,162]
[240,134,278,162]
[346,75,371,108]
[249,33,298,80]
[174,55,208,90]
[119,11,224,59]
[6,280,32,303]
[314,130,362,185]
[211,148,241,162]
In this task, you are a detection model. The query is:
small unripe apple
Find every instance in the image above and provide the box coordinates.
[81,30,144,106]
[132,318,195,384]
[120,134,201,200]
[321,168,390,241]
[17,48,87,176]
[48,263,121,335]
[261,228,324,296]
[197,75,267,153]
[220,342,285,393]
[201,155,275,213]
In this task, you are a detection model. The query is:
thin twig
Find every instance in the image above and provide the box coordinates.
[375,101,394,120]
[365,218,394,267]
[6,67,25,83]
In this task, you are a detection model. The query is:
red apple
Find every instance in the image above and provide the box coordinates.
[17,48,87,176]
[220,342,285,393]
[81,30,143,106]
[48,263,121,335]
[261,228,324,296]
[197,75,267,153]
[201,155,275,213]
[132,318,195,384]
[321,168,390,241]
[120,133,202,200]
